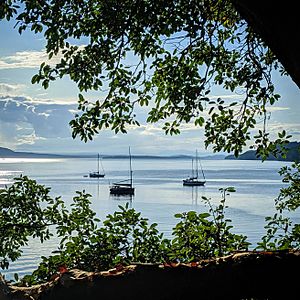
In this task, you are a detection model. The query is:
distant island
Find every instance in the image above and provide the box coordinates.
[225,142,300,162]
[0,147,225,160]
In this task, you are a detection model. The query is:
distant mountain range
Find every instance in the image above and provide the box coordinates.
[0,147,67,158]
[0,147,225,160]
[225,142,300,162]
[3,143,299,161]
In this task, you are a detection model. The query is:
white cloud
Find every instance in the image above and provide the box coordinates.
[0,90,296,155]
[16,132,46,146]
[267,106,290,112]
[24,97,78,105]
[0,49,62,70]
[0,83,26,95]
[137,122,203,138]
[0,96,75,147]
[268,121,300,134]
[210,93,243,100]
[0,45,87,70]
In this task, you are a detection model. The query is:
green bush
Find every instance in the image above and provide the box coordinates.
[169,188,249,262]
[257,162,300,250]
[0,177,250,286]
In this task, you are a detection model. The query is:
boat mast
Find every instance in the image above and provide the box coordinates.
[100,156,105,175]
[195,150,199,179]
[129,147,133,187]
[97,153,100,174]
[199,159,206,181]
[191,158,194,178]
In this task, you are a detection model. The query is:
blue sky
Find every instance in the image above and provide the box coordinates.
[0,19,299,156]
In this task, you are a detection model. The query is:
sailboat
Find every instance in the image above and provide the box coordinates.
[109,147,135,195]
[183,150,206,186]
[89,153,105,178]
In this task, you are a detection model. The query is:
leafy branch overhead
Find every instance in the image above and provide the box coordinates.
[0,0,290,156]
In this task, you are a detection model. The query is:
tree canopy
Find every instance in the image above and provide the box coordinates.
[0,0,291,157]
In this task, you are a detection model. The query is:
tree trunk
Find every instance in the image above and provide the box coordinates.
[232,0,300,90]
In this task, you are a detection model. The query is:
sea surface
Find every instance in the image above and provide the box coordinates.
[0,157,298,280]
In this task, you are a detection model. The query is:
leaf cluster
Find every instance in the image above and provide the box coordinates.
[257,162,300,250]
[168,187,249,262]
[0,176,65,270]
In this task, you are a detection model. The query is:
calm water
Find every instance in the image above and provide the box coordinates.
[0,157,298,279]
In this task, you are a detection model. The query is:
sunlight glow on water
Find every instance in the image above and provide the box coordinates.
[0,157,63,164]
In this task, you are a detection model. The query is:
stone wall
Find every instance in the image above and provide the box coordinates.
[1,251,299,300]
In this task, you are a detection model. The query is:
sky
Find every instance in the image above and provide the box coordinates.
[0,19,300,156]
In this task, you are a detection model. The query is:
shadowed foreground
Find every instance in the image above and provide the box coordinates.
[1,251,299,300]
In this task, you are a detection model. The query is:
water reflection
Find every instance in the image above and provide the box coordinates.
[109,193,134,205]
[190,186,206,206]
[1,157,295,281]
